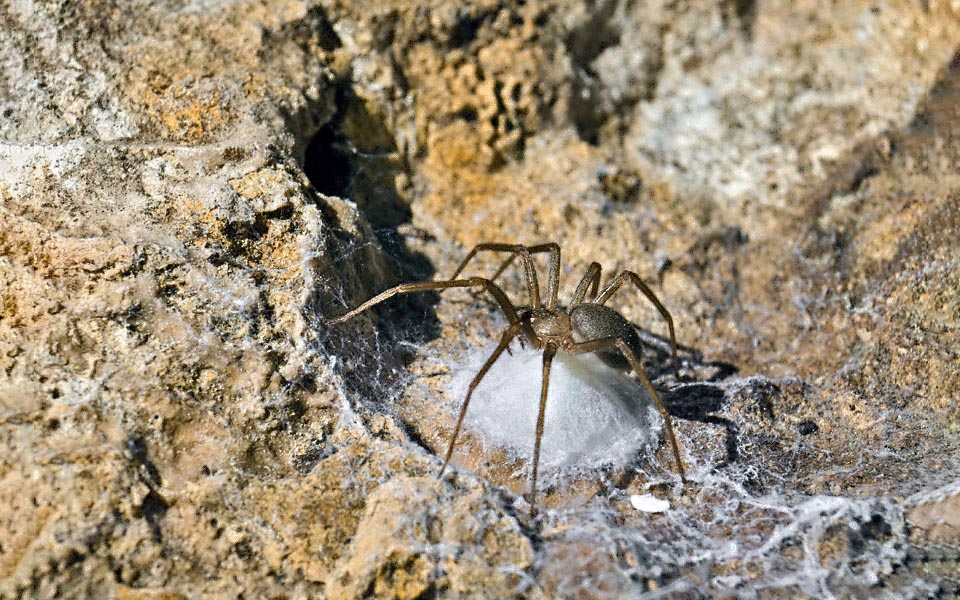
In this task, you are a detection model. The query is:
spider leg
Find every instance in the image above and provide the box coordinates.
[571,262,602,306]
[487,243,562,309]
[451,244,540,306]
[595,270,680,379]
[449,243,560,309]
[328,277,520,326]
[530,343,557,515]
[567,337,687,482]
[487,253,518,285]
[440,319,526,476]
[529,243,562,311]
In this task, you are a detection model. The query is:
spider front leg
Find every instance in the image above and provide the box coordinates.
[571,262,602,306]
[481,243,563,310]
[595,270,680,379]
[567,337,687,482]
[328,277,520,326]
[328,279,531,486]
[450,243,561,309]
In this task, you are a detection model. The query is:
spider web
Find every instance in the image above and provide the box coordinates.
[317,236,956,598]
[444,336,947,598]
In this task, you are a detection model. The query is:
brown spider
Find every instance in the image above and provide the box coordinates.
[329,242,686,512]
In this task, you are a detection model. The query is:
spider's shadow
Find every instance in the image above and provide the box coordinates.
[606,326,744,490]
[605,379,740,494]
[633,325,738,383]
[662,383,739,464]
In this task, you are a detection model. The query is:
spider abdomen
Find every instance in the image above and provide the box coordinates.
[569,303,645,371]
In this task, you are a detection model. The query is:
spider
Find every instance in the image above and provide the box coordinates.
[329,242,686,512]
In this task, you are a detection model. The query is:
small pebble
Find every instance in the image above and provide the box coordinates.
[630,493,670,513]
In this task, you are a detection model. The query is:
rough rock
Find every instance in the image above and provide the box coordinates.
[2,0,959,598]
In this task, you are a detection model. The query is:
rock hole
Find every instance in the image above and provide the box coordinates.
[449,9,481,47]
[303,124,353,199]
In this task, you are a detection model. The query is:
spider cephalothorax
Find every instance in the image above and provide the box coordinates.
[330,243,686,512]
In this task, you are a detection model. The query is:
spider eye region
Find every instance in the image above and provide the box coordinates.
[528,309,572,339]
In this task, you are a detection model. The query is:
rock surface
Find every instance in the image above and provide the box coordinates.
[2,0,959,598]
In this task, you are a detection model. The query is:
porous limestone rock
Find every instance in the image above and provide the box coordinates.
[2,0,959,598]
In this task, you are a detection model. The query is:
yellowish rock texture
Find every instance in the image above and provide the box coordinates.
[1,0,959,597]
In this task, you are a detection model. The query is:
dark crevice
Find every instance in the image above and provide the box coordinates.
[301,84,414,240]
[277,5,342,52]
[564,0,621,74]
[723,0,757,39]
[454,105,478,123]
[292,443,336,474]
[370,10,399,50]
[138,490,169,543]
[261,204,294,221]
[266,6,342,161]
[449,8,482,48]
[564,0,622,145]
[303,123,353,199]
[397,415,435,456]
[126,435,162,487]
[224,214,268,243]
[290,66,442,416]
[125,435,169,542]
